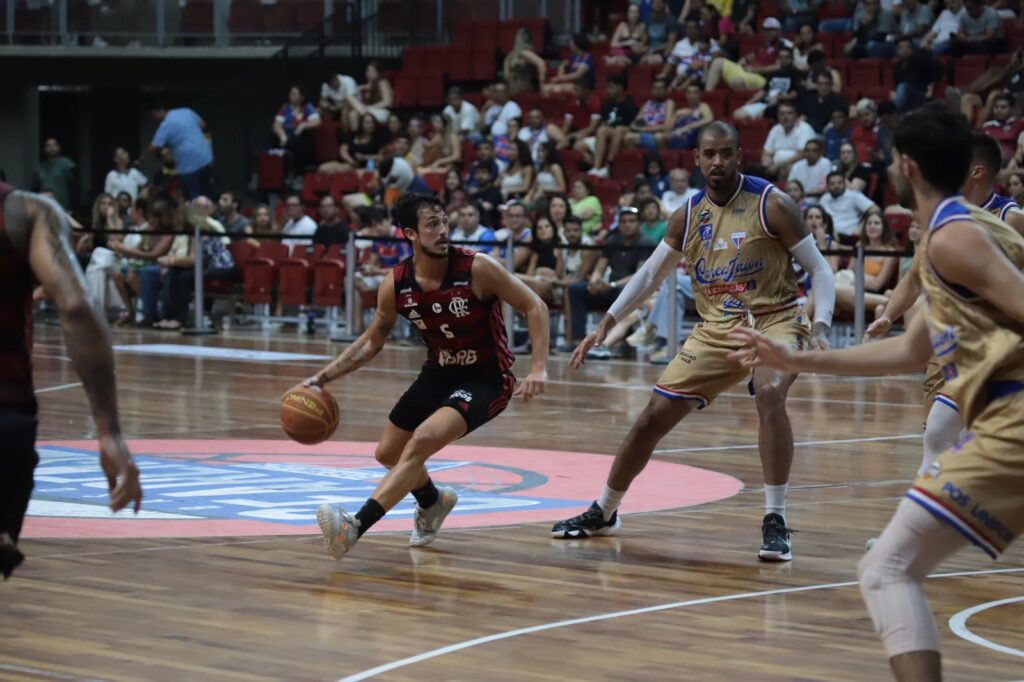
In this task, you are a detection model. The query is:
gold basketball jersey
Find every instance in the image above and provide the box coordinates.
[678,174,799,323]
[921,197,1024,425]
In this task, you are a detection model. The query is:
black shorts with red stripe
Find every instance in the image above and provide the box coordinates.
[389,365,515,435]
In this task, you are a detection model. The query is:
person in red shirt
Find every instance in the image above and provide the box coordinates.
[740,17,794,74]
[561,80,602,150]
[981,93,1024,164]
[850,98,880,164]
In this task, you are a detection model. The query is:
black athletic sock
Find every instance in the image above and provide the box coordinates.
[411,478,439,509]
[354,498,386,538]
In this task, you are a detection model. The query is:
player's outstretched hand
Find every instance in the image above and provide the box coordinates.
[514,369,548,402]
[726,327,799,373]
[569,316,613,369]
[863,314,892,343]
[809,322,832,351]
[282,375,323,401]
[98,434,143,513]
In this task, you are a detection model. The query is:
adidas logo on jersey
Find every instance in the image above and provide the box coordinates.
[408,310,421,319]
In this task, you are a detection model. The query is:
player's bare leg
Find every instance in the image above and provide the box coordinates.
[751,367,799,561]
[552,394,693,538]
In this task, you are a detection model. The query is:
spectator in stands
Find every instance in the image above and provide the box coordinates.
[526,141,568,208]
[520,107,568,162]
[319,73,358,121]
[762,102,816,179]
[645,156,670,198]
[850,98,880,164]
[786,179,811,211]
[1008,171,1024,204]
[666,84,713,151]
[896,0,935,43]
[149,104,211,201]
[280,194,317,247]
[835,141,875,193]
[494,200,534,272]
[452,202,497,255]
[443,87,482,142]
[781,0,822,33]
[495,117,523,166]
[802,204,841,321]
[467,140,504,190]
[662,19,719,83]
[733,46,804,122]
[583,73,639,177]
[215,191,250,236]
[740,17,793,73]
[244,204,278,247]
[607,3,649,67]
[545,33,596,96]
[666,32,717,91]
[624,78,677,153]
[823,109,854,162]
[503,28,547,96]
[569,178,604,238]
[557,216,599,338]
[922,0,965,54]
[801,72,849,134]
[122,201,176,327]
[415,113,462,173]
[875,100,898,165]
[273,86,321,182]
[385,113,404,142]
[115,192,135,225]
[404,117,430,167]
[346,61,393,129]
[982,93,1024,163]
[518,216,565,304]
[834,208,900,314]
[482,83,523,138]
[104,147,148,202]
[638,197,668,241]
[843,0,897,58]
[81,193,123,316]
[731,0,759,36]
[442,168,468,214]
[547,194,572,237]
[819,0,857,32]
[642,0,680,64]
[949,46,1024,127]
[819,170,878,243]
[379,155,430,203]
[107,207,169,327]
[498,140,535,200]
[951,0,1004,55]
[891,36,940,112]
[787,138,831,203]
[32,137,77,210]
[661,168,699,214]
[703,4,739,57]
[802,48,844,92]
[563,206,654,352]
[562,79,604,149]
[467,164,504,228]
[189,195,227,236]
[792,23,824,70]
[312,195,349,247]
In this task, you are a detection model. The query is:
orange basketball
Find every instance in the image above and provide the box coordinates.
[280,385,339,445]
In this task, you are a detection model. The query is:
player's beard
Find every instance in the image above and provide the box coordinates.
[423,241,449,259]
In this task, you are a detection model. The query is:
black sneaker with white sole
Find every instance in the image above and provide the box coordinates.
[758,513,794,561]
[551,501,622,539]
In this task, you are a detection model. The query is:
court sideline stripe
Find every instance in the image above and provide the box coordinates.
[948,594,1024,659]
[336,566,1024,682]
[34,381,82,394]
[654,433,922,454]
[0,662,109,681]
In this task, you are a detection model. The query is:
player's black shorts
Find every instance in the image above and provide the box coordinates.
[389,365,515,435]
[0,410,39,543]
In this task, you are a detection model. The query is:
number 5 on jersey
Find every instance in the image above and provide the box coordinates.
[441,323,455,339]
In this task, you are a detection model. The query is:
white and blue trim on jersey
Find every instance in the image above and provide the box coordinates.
[928,195,971,231]
[653,384,710,409]
[933,393,960,412]
[981,191,1020,221]
[906,487,999,558]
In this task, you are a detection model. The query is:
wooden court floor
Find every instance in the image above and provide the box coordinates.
[3,326,1022,682]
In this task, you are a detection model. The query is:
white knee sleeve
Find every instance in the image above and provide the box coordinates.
[920,400,964,477]
[858,499,969,658]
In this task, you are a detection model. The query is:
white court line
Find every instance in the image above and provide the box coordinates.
[34,381,82,394]
[949,595,1024,659]
[0,662,110,681]
[336,566,1024,682]
[654,433,921,455]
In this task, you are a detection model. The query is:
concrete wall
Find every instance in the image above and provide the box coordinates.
[0,86,40,188]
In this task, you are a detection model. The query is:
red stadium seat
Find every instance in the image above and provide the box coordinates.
[226,241,255,279]
[738,34,760,58]
[313,120,339,164]
[422,45,449,77]
[392,73,418,107]
[471,20,500,51]
[277,259,310,306]
[258,152,286,192]
[296,0,324,31]
[539,93,571,122]
[313,260,345,307]
[302,172,331,205]
[461,139,478,168]
[519,18,547,52]
[848,59,882,91]
[472,46,496,81]
[448,46,474,81]
[182,0,213,33]
[611,148,645,185]
[418,74,444,108]
[499,21,520,54]
[229,0,262,34]
[422,170,446,193]
[887,212,912,247]
[401,46,425,75]
[736,119,771,154]
[243,241,289,305]
[629,63,659,102]
[357,169,378,194]
[266,1,297,33]
[723,89,754,118]
[453,21,473,47]
[328,170,359,201]
[954,55,989,88]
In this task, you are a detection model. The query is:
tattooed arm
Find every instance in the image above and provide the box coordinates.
[6,191,142,512]
[298,272,398,388]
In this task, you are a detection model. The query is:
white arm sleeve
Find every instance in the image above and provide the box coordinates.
[606,240,684,323]
[789,233,834,328]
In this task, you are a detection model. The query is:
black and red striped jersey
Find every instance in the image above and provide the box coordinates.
[0,183,37,415]
[393,247,514,374]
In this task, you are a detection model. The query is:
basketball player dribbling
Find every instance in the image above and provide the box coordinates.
[552,122,837,561]
[865,132,1024,480]
[0,182,143,579]
[297,193,549,560]
[731,104,1024,682]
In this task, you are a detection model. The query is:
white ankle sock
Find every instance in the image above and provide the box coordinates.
[598,485,626,520]
[764,483,788,520]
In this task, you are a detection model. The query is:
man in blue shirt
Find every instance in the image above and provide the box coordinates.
[148,106,213,201]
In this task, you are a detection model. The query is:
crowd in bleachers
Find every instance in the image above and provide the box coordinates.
[32,0,1024,352]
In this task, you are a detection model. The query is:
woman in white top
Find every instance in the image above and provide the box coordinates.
[791,23,825,71]
[346,62,393,130]
[104,147,148,201]
[499,139,534,200]
[525,141,567,208]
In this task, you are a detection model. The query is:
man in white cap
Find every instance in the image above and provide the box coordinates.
[743,17,794,74]
[704,17,793,91]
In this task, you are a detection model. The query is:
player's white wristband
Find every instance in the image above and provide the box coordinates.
[789,234,835,328]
